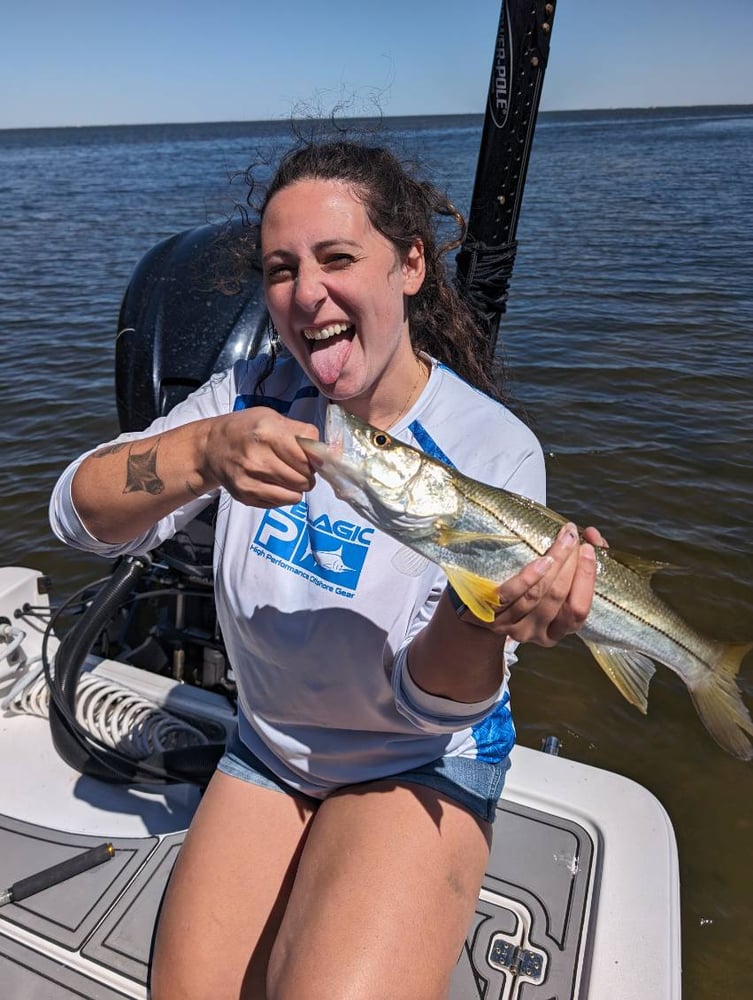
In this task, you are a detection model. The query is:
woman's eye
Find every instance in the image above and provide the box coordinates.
[324,254,355,270]
[265,264,295,283]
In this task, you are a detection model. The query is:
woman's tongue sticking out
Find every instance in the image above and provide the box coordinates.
[306,326,354,387]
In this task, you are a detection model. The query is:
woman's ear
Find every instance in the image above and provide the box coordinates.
[402,239,426,296]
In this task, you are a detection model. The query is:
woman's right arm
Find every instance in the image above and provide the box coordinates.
[71,407,319,545]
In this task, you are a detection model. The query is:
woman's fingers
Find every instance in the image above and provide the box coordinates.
[462,522,600,646]
[511,523,579,603]
[544,543,597,643]
[467,523,577,628]
[205,409,320,505]
[582,524,608,548]
[493,555,554,617]
[267,418,320,481]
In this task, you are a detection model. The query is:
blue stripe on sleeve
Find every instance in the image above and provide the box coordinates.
[470,693,516,763]
[233,386,319,413]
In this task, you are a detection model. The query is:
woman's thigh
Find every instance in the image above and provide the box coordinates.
[268,780,492,1000]
[149,768,317,1000]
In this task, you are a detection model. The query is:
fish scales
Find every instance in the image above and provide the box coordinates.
[451,471,725,678]
[298,406,753,760]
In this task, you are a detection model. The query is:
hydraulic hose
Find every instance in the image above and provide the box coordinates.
[56,555,152,715]
[46,554,224,786]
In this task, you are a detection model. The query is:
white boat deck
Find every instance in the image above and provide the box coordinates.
[0,566,681,998]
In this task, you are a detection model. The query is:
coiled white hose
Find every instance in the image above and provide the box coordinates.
[2,665,208,759]
[0,625,27,677]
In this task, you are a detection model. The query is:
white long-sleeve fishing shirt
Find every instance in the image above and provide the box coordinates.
[50,353,546,797]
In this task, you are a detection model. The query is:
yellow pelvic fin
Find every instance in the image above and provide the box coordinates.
[443,566,501,623]
[581,638,657,713]
[689,641,753,761]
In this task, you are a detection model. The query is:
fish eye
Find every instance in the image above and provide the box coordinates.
[372,432,389,448]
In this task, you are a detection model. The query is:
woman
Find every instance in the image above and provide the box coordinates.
[50,141,600,999]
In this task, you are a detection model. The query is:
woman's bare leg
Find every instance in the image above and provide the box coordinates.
[150,769,316,1000]
[267,780,491,1000]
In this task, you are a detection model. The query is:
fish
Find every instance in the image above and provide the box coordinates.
[298,405,753,761]
[310,544,355,574]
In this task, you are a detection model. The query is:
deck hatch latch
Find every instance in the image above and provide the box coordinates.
[487,935,545,981]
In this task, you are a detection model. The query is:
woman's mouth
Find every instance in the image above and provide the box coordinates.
[302,324,355,386]
[303,322,353,342]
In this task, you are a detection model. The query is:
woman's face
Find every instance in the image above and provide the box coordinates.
[261,178,425,422]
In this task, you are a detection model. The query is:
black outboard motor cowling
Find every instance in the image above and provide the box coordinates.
[114,219,269,583]
[115,218,269,432]
[46,221,263,783]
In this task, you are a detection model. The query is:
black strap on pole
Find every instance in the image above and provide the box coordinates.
[455,1,558,352]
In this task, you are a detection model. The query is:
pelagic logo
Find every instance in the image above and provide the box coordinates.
[252,501,374,596]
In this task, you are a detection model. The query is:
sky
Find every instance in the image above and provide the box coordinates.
[2,0,751,130]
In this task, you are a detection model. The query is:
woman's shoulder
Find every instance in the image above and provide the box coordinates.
[426,361,538,437]
[414,362,545,499]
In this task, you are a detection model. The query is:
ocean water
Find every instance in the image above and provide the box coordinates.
[1,106,752,997]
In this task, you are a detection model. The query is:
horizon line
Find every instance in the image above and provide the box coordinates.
[2,102,752,134]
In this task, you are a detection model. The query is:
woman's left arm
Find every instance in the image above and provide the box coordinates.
[406,525,605,705]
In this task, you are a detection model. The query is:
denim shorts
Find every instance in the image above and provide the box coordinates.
[217,728,511,825]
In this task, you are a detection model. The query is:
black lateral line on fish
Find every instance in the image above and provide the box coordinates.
[453,479,537,551]
[456,475,704,663]
[594,577,704,664]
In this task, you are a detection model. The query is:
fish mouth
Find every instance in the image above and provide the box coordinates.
[297,405,346,471]
[324,403,348,449]
[297,405,369,505]
[297,428,370,513]
[297,435,333,470]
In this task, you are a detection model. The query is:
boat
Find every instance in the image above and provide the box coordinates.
[0,3,682,997]
[0,560,681,998]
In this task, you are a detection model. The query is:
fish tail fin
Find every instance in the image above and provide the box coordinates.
[689,642,753,761]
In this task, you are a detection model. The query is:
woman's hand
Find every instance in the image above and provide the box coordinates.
[202,407,319,508]
[71,407,320,545]
[460,523,607,646]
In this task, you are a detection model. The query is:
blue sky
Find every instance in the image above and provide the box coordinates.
[2,0,751,129]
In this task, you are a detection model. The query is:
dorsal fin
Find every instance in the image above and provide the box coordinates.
[607,550,674,580]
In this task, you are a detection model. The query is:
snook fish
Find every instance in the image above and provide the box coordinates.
[298,405,753,761]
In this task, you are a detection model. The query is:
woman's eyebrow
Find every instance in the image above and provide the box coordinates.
[313,239,362,252]
[262,238,362,265]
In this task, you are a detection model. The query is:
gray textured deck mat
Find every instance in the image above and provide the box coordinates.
[0,798,593,999]
[450,801,594,998]
[0,934,131,1000]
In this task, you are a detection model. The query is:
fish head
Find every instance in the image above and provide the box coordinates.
[297,405,460,538]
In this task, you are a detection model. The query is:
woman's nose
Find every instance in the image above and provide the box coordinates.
[294,264,327,313]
